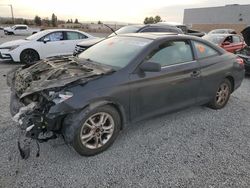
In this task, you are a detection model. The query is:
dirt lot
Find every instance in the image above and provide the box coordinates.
[0,33,250,188]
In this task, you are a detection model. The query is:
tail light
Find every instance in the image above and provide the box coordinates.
[236,57,244,67]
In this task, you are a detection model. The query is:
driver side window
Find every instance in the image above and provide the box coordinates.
[43,32,64,42]
[146,40,193,67]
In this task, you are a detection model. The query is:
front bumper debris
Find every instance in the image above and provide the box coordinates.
[13,100,58,159]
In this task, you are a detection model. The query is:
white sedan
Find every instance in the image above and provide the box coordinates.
[0,29,97,63]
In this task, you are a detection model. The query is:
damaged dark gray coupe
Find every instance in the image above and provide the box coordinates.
[8,33,245,157]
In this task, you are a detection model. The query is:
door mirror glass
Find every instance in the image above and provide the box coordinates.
[140,62,161,72]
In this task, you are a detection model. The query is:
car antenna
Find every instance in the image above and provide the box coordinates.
[103,24,117,35]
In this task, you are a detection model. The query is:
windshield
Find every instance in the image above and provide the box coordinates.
[209,29,228,34]
[25,30,46,40]
[109,25,143,37]
[25,32,40,40]
[203,35,225,45]
[78,36,152,69]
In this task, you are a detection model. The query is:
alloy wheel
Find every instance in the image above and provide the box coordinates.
[216,83,230,106]
[80,112,115,149]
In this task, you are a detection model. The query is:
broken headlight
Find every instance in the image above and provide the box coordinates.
[50,91,73,104]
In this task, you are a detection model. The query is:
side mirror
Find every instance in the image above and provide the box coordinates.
[139,62,161,72]
[43,38,50,43]
[222,41,230,46]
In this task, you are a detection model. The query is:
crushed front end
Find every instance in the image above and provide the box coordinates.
[7,56,112,158]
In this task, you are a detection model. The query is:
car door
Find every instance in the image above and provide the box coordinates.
[63,31,88,54]
[192,40,225,103]
[232,35,245,52]
[129,40,201,122]
[14,26,27,35]
[221,36,235,53]
[38,31,67,58]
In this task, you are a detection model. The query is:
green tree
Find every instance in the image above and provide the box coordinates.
[144,15,162,24]
[74,18,79,24]
[98,20,102,24]
[154,15,162,23]
[144,16,154,24]
[42,18,50,26]
[34,15,42,26]
[51,13,57,27]
[70,19,73,23]
[144,17,149,24]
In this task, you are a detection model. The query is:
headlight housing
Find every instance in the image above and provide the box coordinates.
[9,45,20,51]
[0,45,20,51]
[50,91,73,104]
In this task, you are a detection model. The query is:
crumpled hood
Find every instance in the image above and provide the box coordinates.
[0,39,30,48]
[242,26,250,46]
[9,56,113,98]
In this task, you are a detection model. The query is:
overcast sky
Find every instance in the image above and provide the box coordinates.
[0,0,249,23]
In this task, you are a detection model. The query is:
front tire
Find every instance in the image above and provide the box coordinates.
[20,49,40,64]
[208,79,232,109]
[63,105,121,156]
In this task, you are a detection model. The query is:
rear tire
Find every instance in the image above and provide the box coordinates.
[20,49,40,64]
[63,105,121,156]
[208,79,232,110]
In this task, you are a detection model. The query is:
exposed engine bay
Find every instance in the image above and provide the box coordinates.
[7,56,113,158]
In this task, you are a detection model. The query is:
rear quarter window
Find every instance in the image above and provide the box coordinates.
[193,41,219,59]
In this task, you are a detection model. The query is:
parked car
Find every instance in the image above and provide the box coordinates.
[73,24,183,56]
[3,25,41,35]
[0,29,96,63]
[202,34,246,53]
[208,29,237,34]
[236,26,250,74]
[8,33,244,157]
[236,47,250,74]
[156,22,205,37]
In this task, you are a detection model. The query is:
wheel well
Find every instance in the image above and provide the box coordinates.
[20,48,40,60]
[88,101,126,130]
[108,103,125,130]
[225,76,235,92]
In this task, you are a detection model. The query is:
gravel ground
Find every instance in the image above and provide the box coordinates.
[0,35,250,188]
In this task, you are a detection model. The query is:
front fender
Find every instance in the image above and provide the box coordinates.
[60,99,127,143]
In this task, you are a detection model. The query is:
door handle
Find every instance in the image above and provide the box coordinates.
[191,70,200,77]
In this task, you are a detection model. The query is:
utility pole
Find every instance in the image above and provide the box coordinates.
[0,4,14,24]
[9,4,14,24]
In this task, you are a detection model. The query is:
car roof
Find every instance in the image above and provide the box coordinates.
[117,33,224,52]
[13,24,27,27]
[122,24,180,29]
[44,28,82,33]
[206,33,238,37]
[118,32,182,40]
